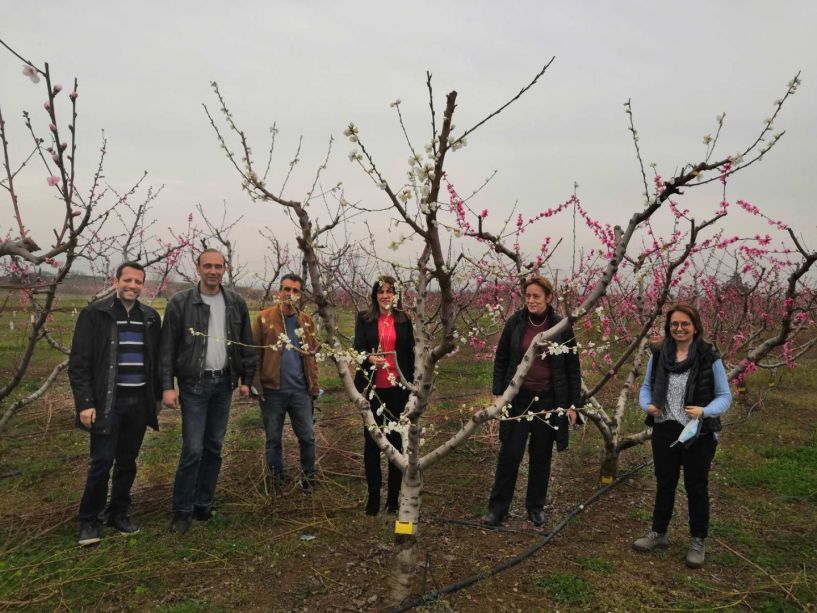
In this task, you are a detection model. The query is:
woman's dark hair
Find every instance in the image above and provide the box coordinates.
[663,302,706,342]
[362,275,409,323]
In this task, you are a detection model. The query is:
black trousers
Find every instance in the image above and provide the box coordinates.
[650,420,718,538]
[78,394,148,523]
[488,389,557,518]
[363,386,407,507]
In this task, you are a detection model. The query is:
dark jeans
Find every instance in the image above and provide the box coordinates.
[172,376,233,514]
[651,420,718,538]
[78,394,148,523]
[488,389,557,518]
[363,387,406,507]
[259,388,315,477]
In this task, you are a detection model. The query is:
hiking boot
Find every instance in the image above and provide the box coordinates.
[169,512,192,535]
[78,522,101,547]
[107,515,140,535]
[632,530,668,552]
[686,537,706,569]
[482,512,504,527]
[528,509,546,527]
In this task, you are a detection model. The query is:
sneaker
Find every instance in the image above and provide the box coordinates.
[78,522,101,546]
[169,513,191,535]
[632,530,668,552]
[107,515,140,535]
[686,537,706,569]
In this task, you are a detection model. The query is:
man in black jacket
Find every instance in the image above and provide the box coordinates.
[69,261,162,546]
[160,249,255,534]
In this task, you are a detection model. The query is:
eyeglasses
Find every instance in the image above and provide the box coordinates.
[670,321,692,330]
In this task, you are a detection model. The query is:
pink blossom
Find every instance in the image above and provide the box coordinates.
[49,123,57,132]
[46,176,60,186]
[43,101,52,111]
[53,84,63,94]
[69,91,78,101]
[480,209,488,219]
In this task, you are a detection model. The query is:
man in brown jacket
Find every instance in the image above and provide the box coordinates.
[252,273,320,487]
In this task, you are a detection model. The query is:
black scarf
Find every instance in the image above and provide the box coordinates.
[651,336,701,411]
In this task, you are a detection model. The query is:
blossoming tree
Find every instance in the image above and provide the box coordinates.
[0,40,202,434]
[207,61,804,602]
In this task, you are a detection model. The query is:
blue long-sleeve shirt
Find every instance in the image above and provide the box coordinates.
[639,356,732,418]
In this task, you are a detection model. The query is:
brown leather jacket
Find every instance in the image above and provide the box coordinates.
[252,304,320,397]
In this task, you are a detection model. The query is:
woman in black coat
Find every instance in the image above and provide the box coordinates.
[353,276,415,515]
[484,275,581,528]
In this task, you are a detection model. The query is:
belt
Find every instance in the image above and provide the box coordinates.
[203,368,227,378]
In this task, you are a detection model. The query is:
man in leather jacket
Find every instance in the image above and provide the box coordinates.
[159,249,255,534]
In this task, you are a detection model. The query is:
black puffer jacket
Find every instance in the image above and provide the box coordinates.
[68,297,162,434]
[492,306,582,410]
[158,285,255,391]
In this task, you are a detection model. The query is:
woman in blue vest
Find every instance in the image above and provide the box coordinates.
[633,303,732,569]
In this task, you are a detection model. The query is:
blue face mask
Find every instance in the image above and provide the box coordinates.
[670,418,701,448]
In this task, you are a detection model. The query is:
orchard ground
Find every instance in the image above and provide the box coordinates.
[0,295,815,611]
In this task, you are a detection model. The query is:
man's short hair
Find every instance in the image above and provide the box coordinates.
[280,273,304,289]
[197,248,226,265]
[116,261,146,280]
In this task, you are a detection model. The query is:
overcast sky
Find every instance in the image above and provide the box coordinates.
[2,1,815,280]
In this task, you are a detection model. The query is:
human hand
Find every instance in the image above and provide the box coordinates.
[239,384,250,399]
[79,408,96,428]
[684,405,704,419]
[163,389,180,409]
[566,409,578,427]
[646,404,662,417]
[368,355,386,366]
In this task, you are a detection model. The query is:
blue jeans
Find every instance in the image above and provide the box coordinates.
[172,376,233,514]
[78,393,148,523]
[259,388,315,477]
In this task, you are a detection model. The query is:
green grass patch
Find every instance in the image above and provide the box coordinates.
[726,438,817,497]
[532,572,592,604]
[574,555,613,574]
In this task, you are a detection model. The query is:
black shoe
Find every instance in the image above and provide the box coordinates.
[78,522,101,546]
[365,495,380,516]
[170,513,192,534]
[107,515,141,535]
[528,509,546,527]
[299,475,316,491]
[482,512,504,527]
[193,507,212,522]
[385,502,399,515]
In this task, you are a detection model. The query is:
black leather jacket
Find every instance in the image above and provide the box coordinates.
[159,285,255,391]
[68,297,162,434]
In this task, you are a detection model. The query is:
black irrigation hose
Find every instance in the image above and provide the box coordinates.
[390,459,654,613]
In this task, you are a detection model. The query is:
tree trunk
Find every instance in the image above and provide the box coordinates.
[389,425,423,606]
[599,443,619,484]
